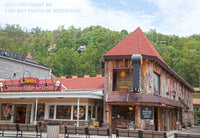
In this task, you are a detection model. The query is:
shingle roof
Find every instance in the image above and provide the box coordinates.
[58,77,104,90]
[104,27,166,64]
[1,77,105,91]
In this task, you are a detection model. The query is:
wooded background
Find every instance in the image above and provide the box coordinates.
[0,24,199,87]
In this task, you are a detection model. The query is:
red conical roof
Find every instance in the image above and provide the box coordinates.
[104,27,166,64]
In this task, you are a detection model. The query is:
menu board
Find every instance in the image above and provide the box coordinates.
[141,106,153,119]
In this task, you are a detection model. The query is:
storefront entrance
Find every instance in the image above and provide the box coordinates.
[154,107,158,131]
[15,104,31,124]
[111,105,135,132]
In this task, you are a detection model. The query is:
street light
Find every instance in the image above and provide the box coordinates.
[22,71,31,82]
[45,75,53,86]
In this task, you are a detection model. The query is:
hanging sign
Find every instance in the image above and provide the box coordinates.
[74,107,85,119]
[141,106,153,119]
[19,77,39,86]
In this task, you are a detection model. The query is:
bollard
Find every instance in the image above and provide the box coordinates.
[174,133,177,138]
[47,123,60,138]
[138,130,143,138]
[85,127,90,138]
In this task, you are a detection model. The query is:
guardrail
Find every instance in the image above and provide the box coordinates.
[174,133,200,138]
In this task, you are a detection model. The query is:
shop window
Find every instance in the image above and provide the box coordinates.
[26,104,32,124]
[56,105,71,119]
[97,106,103,121]
[154,73,160,95]
[1,104,12,120]
[173,80,176,92]
[112,105,135,120]
[37,103,45,121]
[92,106,96,119]
[113,69,133,92]
[88,106,92,121]
[73,106,86,120]
[49,105,54,119]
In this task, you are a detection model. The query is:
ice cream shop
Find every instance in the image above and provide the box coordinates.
[0,75,104,126]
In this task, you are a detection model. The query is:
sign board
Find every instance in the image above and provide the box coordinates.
[0,77,61,92]
[19,77,39,86]
[141,106,153,119]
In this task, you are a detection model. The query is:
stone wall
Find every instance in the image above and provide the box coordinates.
[0,56,51,80]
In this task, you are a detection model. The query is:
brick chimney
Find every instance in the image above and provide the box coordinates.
[84,75,90,78]
[96,74,102,78]
[72,75,78,78]
[60,76,66,79]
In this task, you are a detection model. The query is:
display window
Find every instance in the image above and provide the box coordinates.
[37,103,45,121]
[112,105,135,120]
[113,69,133,92]
[1,104,12,120]
[73,105,86,120]
[97,106,103,120]
[92,106,96,118]
[49,105,54,119]
[56,105,71,119]
[88,106,92,121]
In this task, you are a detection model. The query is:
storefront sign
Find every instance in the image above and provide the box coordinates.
[141,106,153,119]
[19,77,39,86]
[0,78,61,92]
[1,84,61,92]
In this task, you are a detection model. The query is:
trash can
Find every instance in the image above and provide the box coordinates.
[47,123,60,138]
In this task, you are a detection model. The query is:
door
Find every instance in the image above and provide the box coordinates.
[154,107,158,131]
[15,105,27,123]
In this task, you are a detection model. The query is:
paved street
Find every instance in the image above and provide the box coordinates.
[182,126,200,134]
[0,127,200,138]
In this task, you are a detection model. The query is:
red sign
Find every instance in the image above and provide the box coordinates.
[0,77,61,92]
[1,84,61,92]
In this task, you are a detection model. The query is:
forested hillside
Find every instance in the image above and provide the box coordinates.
[0,24,199,87]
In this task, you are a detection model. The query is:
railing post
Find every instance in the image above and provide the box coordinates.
[152,131,154,138]
[138,130,143,138]
[85,127,89,138]
[164,132,167,138]
[64,126,68,138]
[116,129,119,138]
[107,128,111,138]
[174,133,177,138]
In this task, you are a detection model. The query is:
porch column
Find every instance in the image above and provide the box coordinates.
[34,98,38,125]
[77,98,80,127]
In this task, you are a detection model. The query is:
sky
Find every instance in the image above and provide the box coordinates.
[0,0,200,36]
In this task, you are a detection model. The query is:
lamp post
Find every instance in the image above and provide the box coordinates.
[45,75,53,86]
[4,78,14,89]
[22,71,31,82]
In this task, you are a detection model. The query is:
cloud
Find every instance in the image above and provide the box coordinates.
[148,0,200,36]
[0,0,200,36]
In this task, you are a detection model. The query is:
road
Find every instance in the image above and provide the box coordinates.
[182,127,200,134]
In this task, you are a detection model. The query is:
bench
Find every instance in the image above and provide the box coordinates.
[86,127,112,138]
[142,130,167,138]
[62,126,112,138]
[116,129,167,138]
[174,133,200,138]
[0,123,42,137]
[116,129,139,138]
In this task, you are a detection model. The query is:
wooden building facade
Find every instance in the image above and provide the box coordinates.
[103,27,194,131]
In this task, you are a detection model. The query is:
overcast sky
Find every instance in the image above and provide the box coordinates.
[0,0,200,36]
